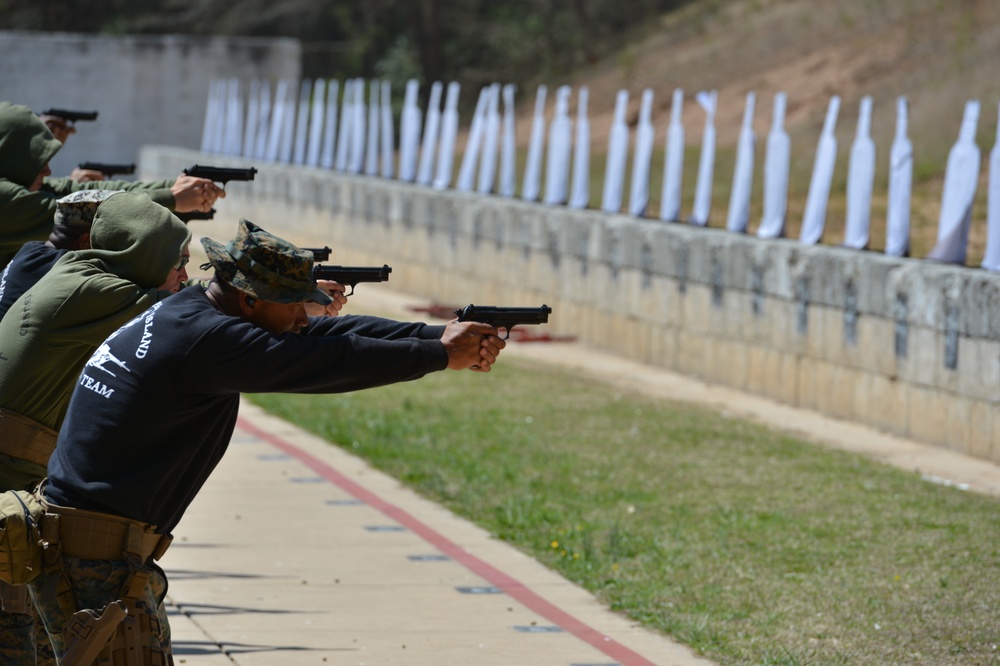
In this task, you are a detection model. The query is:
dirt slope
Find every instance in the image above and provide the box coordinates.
[502,0,1000,259]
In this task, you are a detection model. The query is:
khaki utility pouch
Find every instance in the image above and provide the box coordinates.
[0,488,46,584]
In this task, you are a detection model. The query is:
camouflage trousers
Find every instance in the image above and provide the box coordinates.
[0,582,56,666]
[27,556,171,665]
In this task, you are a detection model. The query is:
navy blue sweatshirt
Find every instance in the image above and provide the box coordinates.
[0,241,66,322]
[46,285,448,535]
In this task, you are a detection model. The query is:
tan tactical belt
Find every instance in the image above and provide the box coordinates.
[0,408,57,468]
[40,500,172,563]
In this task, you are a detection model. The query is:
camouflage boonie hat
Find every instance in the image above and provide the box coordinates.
[200,219,332,304]
[54,190,123,228]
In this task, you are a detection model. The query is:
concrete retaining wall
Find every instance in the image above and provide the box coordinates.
[1,31,299,178]
[143,145,1000,461]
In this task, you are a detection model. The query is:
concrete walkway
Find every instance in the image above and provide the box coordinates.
[164,398,712,666]
[161,287,1000,666]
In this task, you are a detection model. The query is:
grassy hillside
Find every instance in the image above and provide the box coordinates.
[503,0,1000,262]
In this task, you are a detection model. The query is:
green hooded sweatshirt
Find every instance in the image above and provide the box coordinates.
[0,191,191,487]
[0,102,177,267]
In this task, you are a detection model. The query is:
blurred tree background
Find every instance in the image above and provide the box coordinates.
[0,0,691,111]
[6,0,999,259]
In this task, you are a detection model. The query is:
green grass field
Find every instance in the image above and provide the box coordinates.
[249,356,1000,665]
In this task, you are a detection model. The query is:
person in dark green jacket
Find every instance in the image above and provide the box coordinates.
[35,111,102,182]
[0,191,192,666]
[0,101,224,266]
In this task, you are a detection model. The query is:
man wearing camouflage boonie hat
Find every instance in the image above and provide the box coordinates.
[199,218,334,305]
[31,218,506,664]
[0,189,122,321]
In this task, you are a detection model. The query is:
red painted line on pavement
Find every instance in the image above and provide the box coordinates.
[236,415,660,666]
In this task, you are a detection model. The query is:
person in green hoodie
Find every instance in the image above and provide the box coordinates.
[0,191,192,666]
[0,101,224,267]
[34,111,101,182]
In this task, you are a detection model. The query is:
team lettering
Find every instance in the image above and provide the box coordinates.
[78,373,114,398]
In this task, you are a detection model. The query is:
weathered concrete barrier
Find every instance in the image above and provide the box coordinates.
[143,146,1000,461]
[0,31,299,179]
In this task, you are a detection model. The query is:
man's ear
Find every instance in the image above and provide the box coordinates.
[77,231,91,250]
[238,293,257,316]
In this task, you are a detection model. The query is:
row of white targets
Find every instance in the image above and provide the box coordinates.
[201,78,1000,270]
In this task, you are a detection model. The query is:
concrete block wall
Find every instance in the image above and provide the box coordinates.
[143,146,1000,462]
[0,31,299,179]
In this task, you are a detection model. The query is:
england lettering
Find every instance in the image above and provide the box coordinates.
[135,309,157,359]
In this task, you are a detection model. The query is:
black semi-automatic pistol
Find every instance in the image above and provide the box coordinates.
[78,162,135,178]
[306,247,391,296]
[174,209,216,222]
[454,304,552,339]
[312,264,392,296]
[303,247,332,262]
[40,108,98,123]
[183,165,257,187]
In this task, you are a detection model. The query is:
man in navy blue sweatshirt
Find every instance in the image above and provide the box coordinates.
[32,219,505,664]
